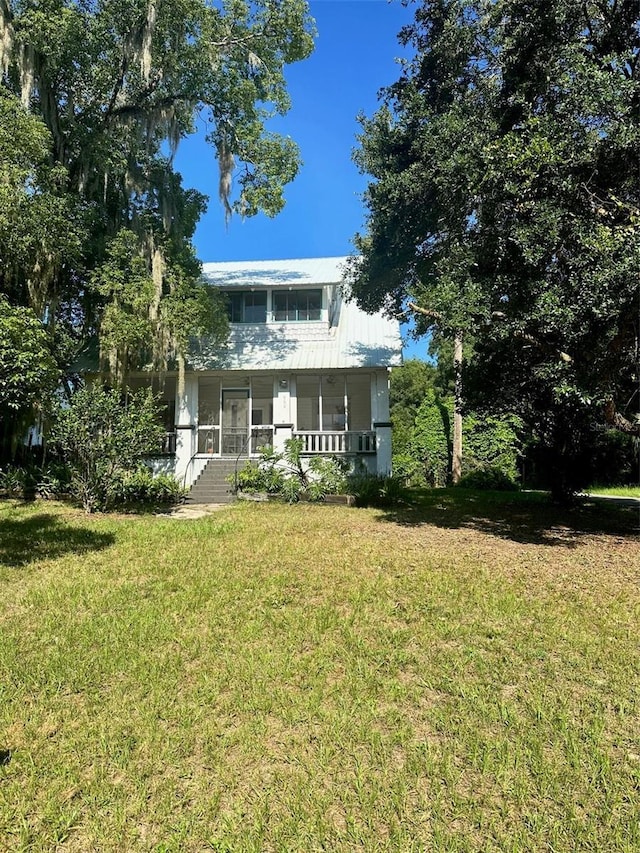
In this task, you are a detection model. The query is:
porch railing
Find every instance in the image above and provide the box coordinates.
[197,426,220,454]
[294,430,376,454]
[250,427,274,453]
[196,426,274,455]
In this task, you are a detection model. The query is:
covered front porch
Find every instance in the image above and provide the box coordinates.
[164,371,392,485]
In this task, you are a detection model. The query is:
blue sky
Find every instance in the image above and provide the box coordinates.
[174,0,429,359]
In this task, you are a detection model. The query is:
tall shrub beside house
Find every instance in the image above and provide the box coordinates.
[51,385,167,512]
[410,390,450,487]
[462,412,523,483]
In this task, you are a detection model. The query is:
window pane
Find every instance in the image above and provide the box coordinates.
[346,374,371,430]
[297,375,319,430]
[198,378,220,424]
[322,376,345,431]
[251,378,273,425]
[273,289,321,321]
[244,291,267,323]
[226,291,266,322]
[273,292,285,321]
[227,292,243,323]
[305,290,322,320]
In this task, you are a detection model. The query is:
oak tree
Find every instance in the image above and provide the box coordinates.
[346,0,639,492]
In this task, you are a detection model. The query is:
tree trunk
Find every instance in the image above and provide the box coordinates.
[452,330,463,484]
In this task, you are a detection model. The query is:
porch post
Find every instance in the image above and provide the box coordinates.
[175,375,197,484]
[273,375,293,454]
[373,423,393,475]
[373,370,392,475]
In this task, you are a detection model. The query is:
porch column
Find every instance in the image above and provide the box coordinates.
[175,376,198,484]
[373,422,393,475]
[273,375,293,454]
[372,370,392,475]
[273,424,293,454]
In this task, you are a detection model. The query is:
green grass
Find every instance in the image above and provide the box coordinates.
[0,494,639,851]
[585,485,640,498]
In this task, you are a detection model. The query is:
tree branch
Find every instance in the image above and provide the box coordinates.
[604,398,640,437]
[407,301,444,323]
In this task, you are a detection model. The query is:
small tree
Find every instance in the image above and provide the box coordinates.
[463,412,523,483]
[0,297,59,460]
[51,385,165,512]
[411,389,450,486]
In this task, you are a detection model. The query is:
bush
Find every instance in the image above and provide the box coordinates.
[0,465,28,497]
[306,455,350,498]
[36,461,72,499]
[109,467,185,510]
[346,472,407,507]
[234,445,350,503]
[463,413,523,482]
[50,384,166,511]
[456,465,519,491]
[234,457,286,494]
[392,452,424,486]
[411,390,450,486]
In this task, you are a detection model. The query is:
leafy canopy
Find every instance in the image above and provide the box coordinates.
[347,0,640,450]
[0,0,314,401]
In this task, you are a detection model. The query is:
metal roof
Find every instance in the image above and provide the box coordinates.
[201,256,350,288]
[191,257,402,372]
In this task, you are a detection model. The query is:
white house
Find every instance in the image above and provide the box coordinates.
[138,257,402,491]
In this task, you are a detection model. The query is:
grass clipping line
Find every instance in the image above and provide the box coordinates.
[0,496,638,852]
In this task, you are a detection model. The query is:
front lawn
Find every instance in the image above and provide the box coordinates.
[0,494,638,851]
[585,485,640,499]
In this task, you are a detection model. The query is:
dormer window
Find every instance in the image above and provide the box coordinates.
[273,289,322,321]
[227,291,267,323]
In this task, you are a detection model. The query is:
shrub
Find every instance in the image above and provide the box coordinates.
[233,445,350,503]
[0,465,28,497]
[411,390,450,486]
[346,472,407,507]
[50,384,166,511]
[109,467,185,510]
[463,413,523,482]
[307,455,350,499]
[392,452,424,486]
[456,465,520,491]
[36,461,72,499]
[234,458,286,494]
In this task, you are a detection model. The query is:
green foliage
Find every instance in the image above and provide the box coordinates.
[35,462,72,500]
[411,390,450,486]
[234,441,350,503]
[306,455,350,500]
[108,467,185,510]
[463,413,523,482]
[0,298,59,414]
[51,384,166,512]
[346,471,407,508]
[0,91,82,316]
[0,461,71,500]
[390,359,436,458]
[235,454,287,495]
[348,0,640,494]
[456,467,520,492]
[0,465,30,498]
[0,0,314,404]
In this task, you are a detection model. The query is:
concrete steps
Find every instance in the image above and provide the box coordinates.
[186,458,245,504]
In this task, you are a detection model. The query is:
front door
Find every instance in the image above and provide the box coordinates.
[222,389,249,455]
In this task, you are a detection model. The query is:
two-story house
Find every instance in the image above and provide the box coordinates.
[144,257,402,493]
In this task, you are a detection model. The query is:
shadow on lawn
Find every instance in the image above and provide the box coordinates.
[0,512,115,567]
[375,489,640,547]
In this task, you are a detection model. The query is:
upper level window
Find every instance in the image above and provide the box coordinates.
[227,291,267,323]
[273,289,322,321]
